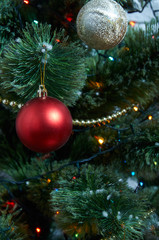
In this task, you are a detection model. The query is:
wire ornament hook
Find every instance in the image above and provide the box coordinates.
[37,85,48,97]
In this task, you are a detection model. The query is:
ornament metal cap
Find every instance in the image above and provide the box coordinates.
[37,85,48,97]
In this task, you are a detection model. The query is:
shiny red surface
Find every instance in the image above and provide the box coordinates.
[16,97,72,153]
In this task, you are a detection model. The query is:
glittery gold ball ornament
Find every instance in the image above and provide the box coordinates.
[76,0,127,50]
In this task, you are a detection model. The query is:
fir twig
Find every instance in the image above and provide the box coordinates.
[0,23,87,106]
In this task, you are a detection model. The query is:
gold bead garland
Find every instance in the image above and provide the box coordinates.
[0,97,24,109]
[72,105,137,126]
[0,96,139,126]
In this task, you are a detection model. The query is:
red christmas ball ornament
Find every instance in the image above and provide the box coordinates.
[16,96,72,153]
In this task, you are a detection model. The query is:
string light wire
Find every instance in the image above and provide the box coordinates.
[0,145,117,186]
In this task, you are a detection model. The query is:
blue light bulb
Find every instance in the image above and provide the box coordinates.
[131,171,135,176]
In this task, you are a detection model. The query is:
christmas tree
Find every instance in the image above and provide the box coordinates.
[0,0,159,239]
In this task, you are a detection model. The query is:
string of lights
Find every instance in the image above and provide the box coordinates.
[0,145,117,186]
[73,124,130,132]
[0,91,155,188]
[22,0,159,33]
[0,115,155,187]
[0,96,154,195]
[0,1,158,239]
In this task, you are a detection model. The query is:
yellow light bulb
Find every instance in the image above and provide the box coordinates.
[133,106,138,112]
[98,138,104,145]
[47,179,51,183]
[148,115,152,120]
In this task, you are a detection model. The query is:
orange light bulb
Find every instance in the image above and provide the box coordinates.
[36,228,41,233]
[24,0,29,4]
[129,21,136,27]
[95,136,105,145]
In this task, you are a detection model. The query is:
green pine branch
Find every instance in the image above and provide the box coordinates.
[73,19,159,119]
[51,164,149,240]
[0,0,22,54]
[0,23,87,106]
[0,211,26,240]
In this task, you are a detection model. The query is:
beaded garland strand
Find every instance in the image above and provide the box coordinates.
[0,96,139,126]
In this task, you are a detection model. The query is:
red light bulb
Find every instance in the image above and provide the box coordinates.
[67,17,73,22]
[65,13,73,22]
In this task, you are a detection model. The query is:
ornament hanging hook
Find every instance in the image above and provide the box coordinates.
[38,45,48,97]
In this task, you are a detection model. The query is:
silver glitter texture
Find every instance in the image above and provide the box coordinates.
[76,0,127,50]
